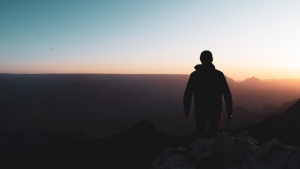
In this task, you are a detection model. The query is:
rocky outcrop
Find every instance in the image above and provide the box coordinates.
[150,131,300,169]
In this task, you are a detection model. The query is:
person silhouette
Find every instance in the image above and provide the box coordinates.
[183,50,233,137]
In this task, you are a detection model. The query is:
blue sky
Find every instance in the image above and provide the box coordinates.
[1,0,300,80]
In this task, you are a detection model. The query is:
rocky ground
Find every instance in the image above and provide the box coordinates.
[151,131,300,169]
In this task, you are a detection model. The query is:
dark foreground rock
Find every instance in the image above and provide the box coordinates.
[150,131,300,169]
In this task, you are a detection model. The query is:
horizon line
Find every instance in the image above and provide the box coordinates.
[1,73,300,81]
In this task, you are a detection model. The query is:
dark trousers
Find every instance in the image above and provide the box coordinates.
[195,110,222,138]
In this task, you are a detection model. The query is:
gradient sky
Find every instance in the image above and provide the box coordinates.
[1,0,300,80]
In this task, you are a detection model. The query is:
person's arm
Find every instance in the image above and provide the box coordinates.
[183,73,196,120]
[221,74,233,122]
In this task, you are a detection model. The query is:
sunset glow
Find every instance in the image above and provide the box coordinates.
[1,1,300,81]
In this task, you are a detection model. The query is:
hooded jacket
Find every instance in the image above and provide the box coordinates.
[184,63,232,115]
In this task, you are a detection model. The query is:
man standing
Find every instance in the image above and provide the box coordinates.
[183,50,233,137]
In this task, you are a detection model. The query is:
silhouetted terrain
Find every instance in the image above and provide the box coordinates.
[1,74,299,139]
[2,99,299,168]
[229,99,300,146]
[1,73,300,168]
[0,119,176,168]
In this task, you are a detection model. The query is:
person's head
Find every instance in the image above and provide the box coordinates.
[200,50,213,64]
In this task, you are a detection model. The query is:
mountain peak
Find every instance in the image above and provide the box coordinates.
[128,119,156,134]
[241,76,262,85]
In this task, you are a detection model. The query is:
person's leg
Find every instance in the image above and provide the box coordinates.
[207,112,222,138]
[195,111,209,137]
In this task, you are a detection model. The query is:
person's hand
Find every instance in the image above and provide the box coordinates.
[185,113,191,122]
[227,114,232,122]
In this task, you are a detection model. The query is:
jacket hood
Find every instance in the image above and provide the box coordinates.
[194,63,215,71]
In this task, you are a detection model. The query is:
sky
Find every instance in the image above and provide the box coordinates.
[1,0,300,81]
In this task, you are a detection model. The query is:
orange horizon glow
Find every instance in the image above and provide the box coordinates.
[1,64,299,82]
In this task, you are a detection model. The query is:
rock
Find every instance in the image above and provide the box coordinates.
[150,147,196,169]
[150,131,300,169]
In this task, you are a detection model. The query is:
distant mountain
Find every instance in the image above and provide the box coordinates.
[262,99,297,116]
[240,76,263,87]
[85,119,178,169]
[221,106,263,129]
[233,98,300,146]
[230,76,300,114]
